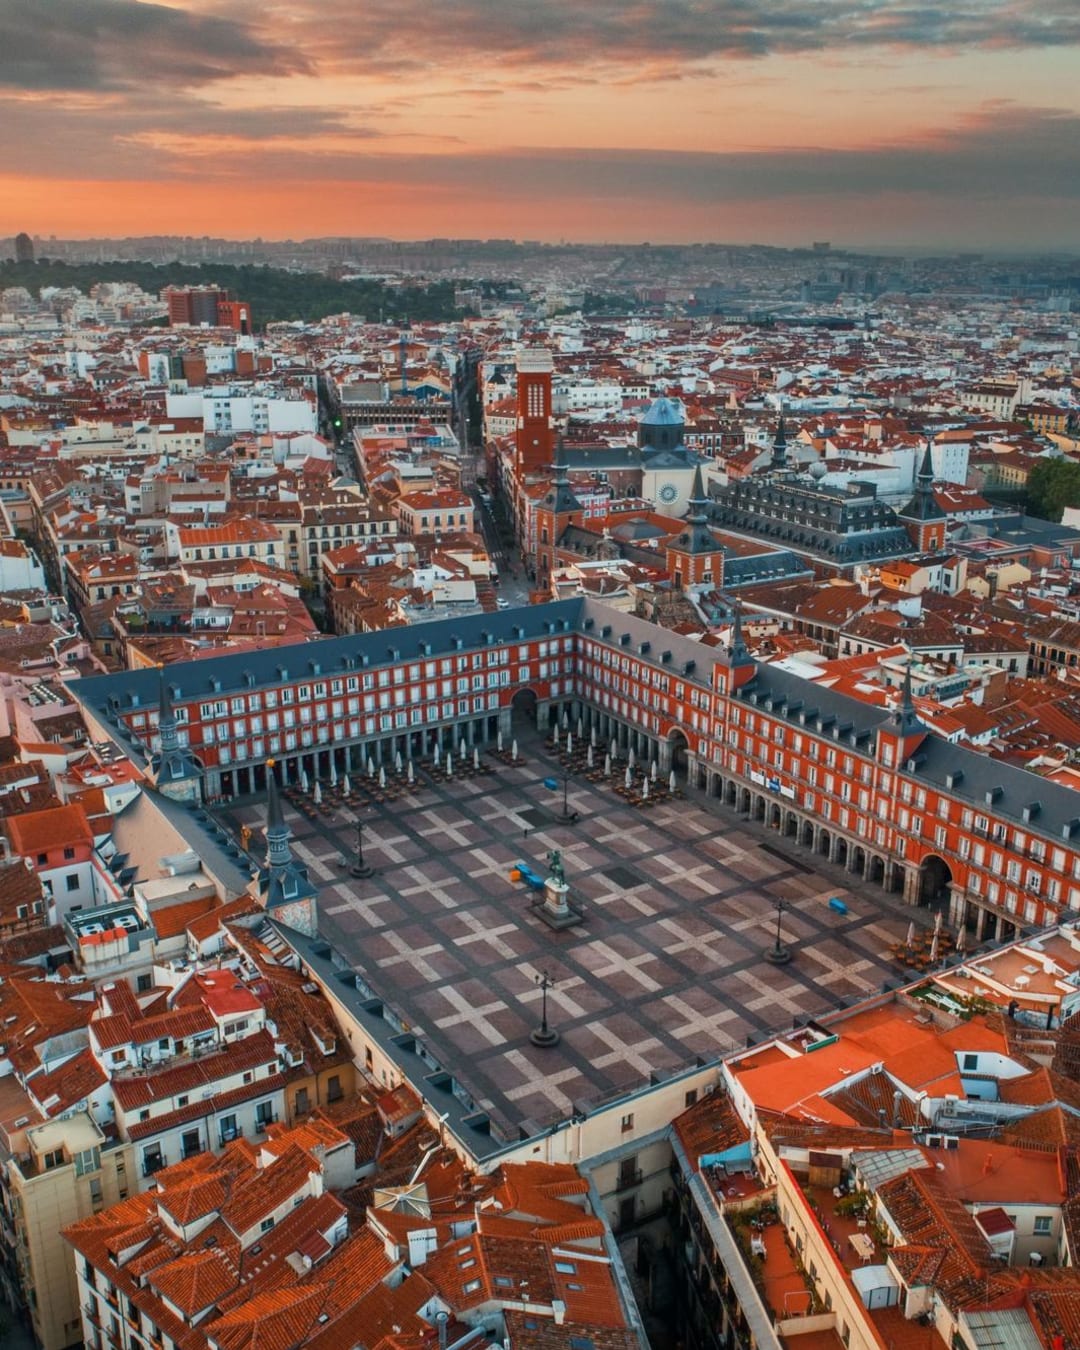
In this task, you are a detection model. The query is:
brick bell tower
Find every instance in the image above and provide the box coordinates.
[898,438,947,553]
[515,348,555,476]
[666,465,724,589]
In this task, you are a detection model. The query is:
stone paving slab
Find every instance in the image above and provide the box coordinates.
[222,739,915,1137]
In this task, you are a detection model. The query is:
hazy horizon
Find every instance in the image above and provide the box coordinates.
[3,1,1079,251]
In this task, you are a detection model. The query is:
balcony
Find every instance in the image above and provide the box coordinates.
[142,1154,166,1178]
[253,1114,277,1134]
[615,1167,644,1193]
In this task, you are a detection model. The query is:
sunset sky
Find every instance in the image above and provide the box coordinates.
[3,0,1079,249]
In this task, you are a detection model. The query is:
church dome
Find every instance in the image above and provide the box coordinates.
[640,397,684,427]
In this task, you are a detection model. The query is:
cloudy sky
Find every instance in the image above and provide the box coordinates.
[3,0,1079,248]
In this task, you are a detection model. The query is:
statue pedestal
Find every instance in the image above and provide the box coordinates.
[536,877,581,931]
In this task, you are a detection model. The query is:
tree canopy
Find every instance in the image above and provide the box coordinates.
[0,259,469,327]
[1026,457,1080,522]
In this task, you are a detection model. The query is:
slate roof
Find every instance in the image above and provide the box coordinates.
[70,599,586,716]
[737,657,1080,849]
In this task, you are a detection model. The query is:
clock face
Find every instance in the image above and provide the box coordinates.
[659,482,679,504]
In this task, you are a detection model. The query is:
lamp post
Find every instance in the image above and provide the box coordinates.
[530,969,560,1047]
[764,898,792,965]
[350,814,373,879]
[558,765,576,824]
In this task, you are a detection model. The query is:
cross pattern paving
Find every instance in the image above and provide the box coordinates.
[222,737,915,1138]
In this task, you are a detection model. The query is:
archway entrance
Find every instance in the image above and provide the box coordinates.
[918,855,952,908]
[666,728,690,773]
[511,687,538,731]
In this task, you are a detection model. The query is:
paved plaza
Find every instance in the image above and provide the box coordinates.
[221,732,917,1137]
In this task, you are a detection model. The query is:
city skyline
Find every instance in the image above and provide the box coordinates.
[3,0,1079,251]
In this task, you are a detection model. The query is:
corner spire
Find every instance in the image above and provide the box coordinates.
[686,464,707,521]
[157,665,178,753]
[717,599,756,692]
[266,759,286,834]
[918,436,935,485]
[255,759,318,933]
[546,441,581,516]
[264,759,291,869]
[729,602,752,667]
[771,409,788,469]
[892,662,922,735]
[150,665,202,801]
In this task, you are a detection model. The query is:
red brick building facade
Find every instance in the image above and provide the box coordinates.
[74,599,1080,947]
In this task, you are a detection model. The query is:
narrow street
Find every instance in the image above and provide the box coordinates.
[470,487,531,607]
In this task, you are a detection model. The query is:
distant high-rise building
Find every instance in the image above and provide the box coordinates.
[162,284,251,331]
[14,231,34,263]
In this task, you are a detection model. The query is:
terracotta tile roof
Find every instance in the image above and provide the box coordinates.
[0,968,97,1075]
[158,1173,229,1228]
[1001,1106,1080,1149]
[206,1282,328,1350]
[5,801,92,855]
[126,1073,288,1142]
[152,896,218,940]
[879,1170,997,1311]
[220,1144,318,1238]
[0,858,45,924]
[503,1309,639,1350]
[149,1248,237,1318]
[827,1071,921,1130]
[178,971,262,1019]
[112,1029,279,1111]
[188,897,261,942]
[0,921,67,965]
[65,1104,631,1348]
[27,1046,107,1116]
[673,1087,750,1163]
